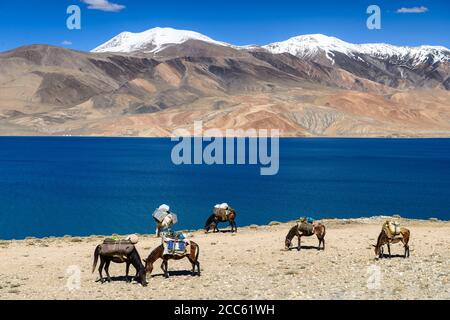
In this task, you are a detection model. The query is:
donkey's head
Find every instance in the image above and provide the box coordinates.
[138,266,148,287]
[372,243,385,258]
[143,245,163,277]
[284,224,298,250]
[143,258,154,276]
[128,248,147,286]
[284,237,292,250]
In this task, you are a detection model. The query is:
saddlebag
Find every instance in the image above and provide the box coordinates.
[162,237,188,256]
[100,239,135,257]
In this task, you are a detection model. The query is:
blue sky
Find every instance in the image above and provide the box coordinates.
[0,0,448,52]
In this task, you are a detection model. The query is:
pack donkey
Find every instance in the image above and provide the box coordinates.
[373,225,410,259]
[205,207,237,233]
[143,241,201,278]
[285,222,326,251]
[92,240,148,286]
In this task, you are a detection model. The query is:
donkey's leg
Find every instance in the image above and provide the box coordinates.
[196,260,201,276]
[98,258,105,283]
[187,255,201,276]
[233,220,238,233]
[165,260,170,278]
[403,240,410,258]
[297,236,302,251]
[387,243,391,258]
[321,238,326,251]
[401,237,410,258]
[163,260,169,278]
[188,257,196,276]
[125,262,131,282]
[104,260,112,282]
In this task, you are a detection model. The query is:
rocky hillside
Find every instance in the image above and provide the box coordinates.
[0,28,449,137]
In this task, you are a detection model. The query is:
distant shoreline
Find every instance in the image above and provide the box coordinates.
[1,215,446,242]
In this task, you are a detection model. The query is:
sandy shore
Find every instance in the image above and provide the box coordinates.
[1,217,449,300]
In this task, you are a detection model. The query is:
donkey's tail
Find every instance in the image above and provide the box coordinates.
[92,245,101,273]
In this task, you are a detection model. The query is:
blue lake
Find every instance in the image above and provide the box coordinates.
[0,137,449,240]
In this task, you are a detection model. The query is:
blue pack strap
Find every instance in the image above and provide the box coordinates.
[177,241,186,251]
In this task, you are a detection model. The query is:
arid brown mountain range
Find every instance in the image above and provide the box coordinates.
[1,28,449,137]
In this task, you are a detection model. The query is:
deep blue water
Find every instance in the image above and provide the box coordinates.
[0,137,449,240]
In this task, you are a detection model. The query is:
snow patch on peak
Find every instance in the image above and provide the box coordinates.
[92,27,230,53]
[263,34,357,58]
[263,34,450,65]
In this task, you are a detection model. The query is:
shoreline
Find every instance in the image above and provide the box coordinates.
[1,215,447,242]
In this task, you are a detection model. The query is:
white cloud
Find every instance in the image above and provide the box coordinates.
[61,40,73,46]
[396,6,429,13]
[81,0,125,12]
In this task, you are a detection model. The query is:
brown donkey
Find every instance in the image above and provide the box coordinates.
[204,208,237,233]
[92,245,147,286]
[373,227,410,259]
[143,241,200,278]
[285,222,326,251]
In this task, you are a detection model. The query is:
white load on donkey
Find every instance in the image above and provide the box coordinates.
[213,203,231,217]
[205,202,238,233]
[152,204,178,237]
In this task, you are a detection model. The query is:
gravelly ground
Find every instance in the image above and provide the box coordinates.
[0,217,449,300]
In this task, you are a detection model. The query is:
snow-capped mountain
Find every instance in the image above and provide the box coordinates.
[2,31,450,137]
[92,27,231,54]
[93,28,450,68]
[89,27,450,90]
[263,34,450,66]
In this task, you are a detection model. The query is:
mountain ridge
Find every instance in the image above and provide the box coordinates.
[1,27,450,137]
[92,27,450,65]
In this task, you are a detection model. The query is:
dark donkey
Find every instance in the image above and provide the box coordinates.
[373,227,410,259]
[285,222,326,251]
[205,208,237,233]
[144,241,200,278]
[92,243,148,286]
